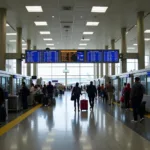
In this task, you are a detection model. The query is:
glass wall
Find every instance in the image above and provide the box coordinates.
[38,63,94,85]
[6,59,16,73]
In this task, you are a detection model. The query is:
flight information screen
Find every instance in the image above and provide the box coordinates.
[103,50,119,63]
[60,50,84,62]
[25,50,43,63]
[43,50,59,63]
[87,50,103,62]
[25,50,59,63]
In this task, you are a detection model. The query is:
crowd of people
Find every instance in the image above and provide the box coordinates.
[71,77,145,123]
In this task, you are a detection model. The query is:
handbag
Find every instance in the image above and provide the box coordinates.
[71,95,76,101]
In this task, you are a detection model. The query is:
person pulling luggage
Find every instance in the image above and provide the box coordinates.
[72,82,82,112]
[87,81,97,111]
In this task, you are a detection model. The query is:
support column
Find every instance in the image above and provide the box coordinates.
[27,39,31,76]
[105,45,109,76]
[111,39,115,75]
[0,8,6,70]
[65,63,67,86]
[16,27,22,74]
[33,46,37,76]
[97,63,99,78]
[100,63,103,78]
[137,11,145,69]
[121,28,127,73]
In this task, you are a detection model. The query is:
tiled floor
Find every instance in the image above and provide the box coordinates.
[0,92,150,150]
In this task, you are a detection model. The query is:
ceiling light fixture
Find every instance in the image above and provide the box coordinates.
[78,47,85,49]
[133,44,138,46]
[44,38,53,41]
[83,32,94,35]
[79,43,87,46]
[26,6,43,12]
[145,30,150,33]
[145,38,150,41]
[46,44,54,46]
[52,16,55,18]
[9,40,16,42]
[86,22,99,26]
[49,47,55,49]
[22,44,27,46]
[34,21,47,26]
[81,39,90,41]
[91,6,108,13]
[6,24,9,27]
[128,47,135,49]
[40,31,50,34]
[6,33,17,35]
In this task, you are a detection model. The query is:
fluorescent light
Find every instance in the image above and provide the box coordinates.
[34,21,47,26]
[46,44,54,46]
[9,40,16,42]
[6,24,9,27]
[81,39,90,41]
[86,22,99,26]
[78,47,85,49]
[91,6,108,13]
[40,31,50,34]
[6,33,17,35]
[44,38,53,41]
[145,38,150,41]
[83,32,94,35]
[49,47,55,49]
[145,30,150,33]
[133,44,138,46]
[26,6,43,12]
[22,44,27,46]
[126,32,128,35]
[52,16,55,18]
[22,47,27,50]
[128,47,135,49]
[79,43,87,46]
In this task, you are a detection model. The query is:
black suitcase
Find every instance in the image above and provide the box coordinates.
[0,106,6,122]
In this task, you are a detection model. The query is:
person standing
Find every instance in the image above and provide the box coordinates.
[47,82,54,105]
[72,82,81,111]
[106,82,115,105]
[124,83,131,110]
[131,77,145,122]
[87,81,97,110]
[20,82,30,109]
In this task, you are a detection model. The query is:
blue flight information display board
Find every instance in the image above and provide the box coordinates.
[25,50,59,63]
[87,50,103,62]
[103,50,119,63]
[77,51,84,62]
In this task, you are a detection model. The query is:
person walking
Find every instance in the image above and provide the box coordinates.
[47,82,54,105]
[87,81,97,111]
[72,82,81,111]
[106,82,115,105]
[124,83,131,110]
[131,77,145,122]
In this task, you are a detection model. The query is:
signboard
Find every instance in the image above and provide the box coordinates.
[103,50,119,63]
[87,50,103,63]
[60,50,84,62]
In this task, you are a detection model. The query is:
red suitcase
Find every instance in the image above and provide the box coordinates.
[80,99,88,111]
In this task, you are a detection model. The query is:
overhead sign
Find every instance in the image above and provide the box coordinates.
[25,49,119,63]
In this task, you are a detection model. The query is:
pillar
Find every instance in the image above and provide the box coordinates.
[137,11,145,69]
[16,27,22,74]
[33,46,37,76]
[100,62,103,78]
[105,45,109,75]
[111,39,115,75]
[27,39,31,76]
[0,8,6,70]
[65,63,67,86]
[97,63,99,78]
[121,28,127,73]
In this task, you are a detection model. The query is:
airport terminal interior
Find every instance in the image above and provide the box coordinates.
[1,0,150,150]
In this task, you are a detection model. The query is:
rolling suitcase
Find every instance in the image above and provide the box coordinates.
[80,100,88,111]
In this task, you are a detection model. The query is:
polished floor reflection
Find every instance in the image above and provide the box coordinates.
[0,92,150,150]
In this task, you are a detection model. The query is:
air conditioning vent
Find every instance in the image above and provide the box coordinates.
[63,25,70,29]
[62,6,73,11]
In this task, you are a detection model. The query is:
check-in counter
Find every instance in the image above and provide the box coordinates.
[8,95,22,111]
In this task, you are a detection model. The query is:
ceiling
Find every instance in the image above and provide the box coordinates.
[1,0,150,54]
